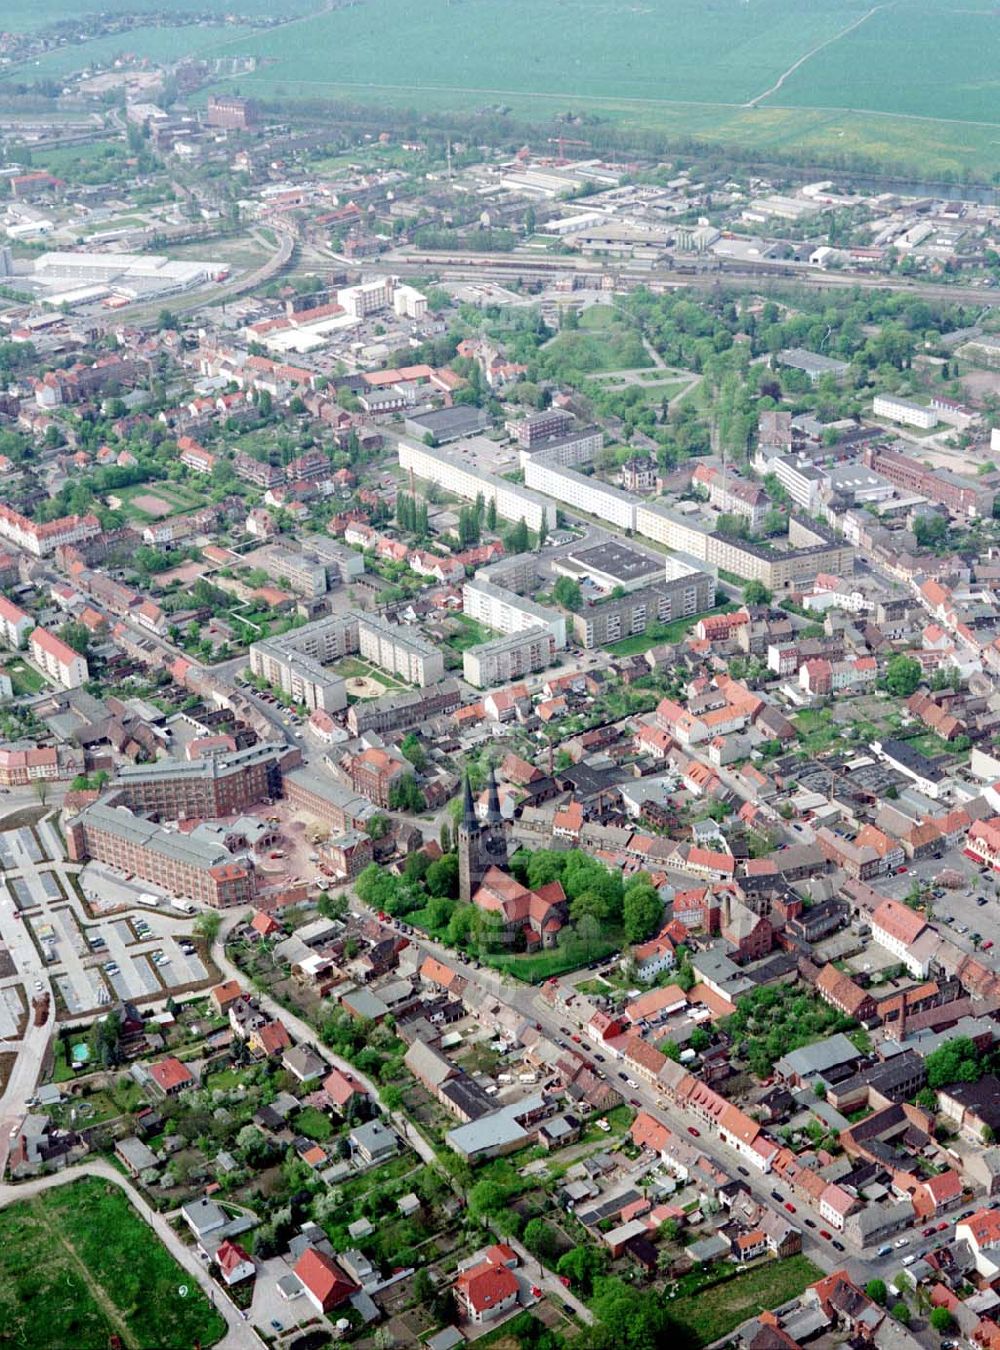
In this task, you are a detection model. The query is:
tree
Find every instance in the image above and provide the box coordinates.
[623,884,663,943]
[58,621,92,658]
[388,773,425,813]
[865,1279,887,1305]
[552,576,584,612]
[400,733,427,772]
[885,654,922,698]
[89,1011,122,1068]
[523,1218,556,1259]
[556,1245,607,1297]
[194,911,221,943]
[365,813,390,840]
[925,1035,981,1089]
[915,513,949,549]
[689,1025,711,1053]
[743,580,772,606]
[439,821,451,853]
[891,1304,911,1325]
[506,517,529,554]
[426,854,459,899]
[486,498,497,531]
[930,1308,954,1333]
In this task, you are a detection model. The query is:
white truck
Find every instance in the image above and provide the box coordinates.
[169,897,196,915]
[137,893,160,908]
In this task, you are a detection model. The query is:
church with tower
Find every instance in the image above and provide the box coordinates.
[458,766,568,949]
[457,765,509,903]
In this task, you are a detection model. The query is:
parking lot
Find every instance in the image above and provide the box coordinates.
[0,835,215,1018]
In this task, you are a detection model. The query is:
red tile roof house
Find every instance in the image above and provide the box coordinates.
[148,1056,194,1096]
[455,1245,520,1324]
[215,1238,255,1286]
[293,1248,358,1314]
[321,1066,367,1111]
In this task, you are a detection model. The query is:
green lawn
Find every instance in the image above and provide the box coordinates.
[668,1255,823,1346]
[483,936,620,984]
[294,1106,333,1142]
[0,1177,226,1350]
[606,603,736,657]
[2,661,46,696]
[445,614,500,653]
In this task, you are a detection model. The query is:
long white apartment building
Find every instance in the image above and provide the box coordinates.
[873,394,938,430]
[397,441,548,532]
[463,576,567,649]
[357,612,445,687]
[463,627,556,689]
[521,458,637,531]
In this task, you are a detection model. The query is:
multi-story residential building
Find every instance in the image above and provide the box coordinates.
[0,506,101,557]
[258,546,328,598]
[250,614,356,711]
[462,576,566,649]
[0,597,33,649]
[337,277,392,318]
[111,743,288,820]
[30,627,88,689]
[572,574,714,649]
[463,627,556,688]
[397,441,548,532]
[871,898,932,976]
[347,745,408,807]
[522,457,637,530]
[620,457,657,492]
[357,613,444,687]
[770,455,824,513]
[873,394,937,430]
[178,437,215,474]
[0,745,59,786]
[965,816,1000,871]
[693,465,769,530]
[233,453,286,489]
[863,443,993,518]
[505,408,574,447]
[517,425,603,469]
[346,680,462,736]
[66,800,255,907]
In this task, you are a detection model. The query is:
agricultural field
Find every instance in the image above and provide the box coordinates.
[0,1176,226,1350]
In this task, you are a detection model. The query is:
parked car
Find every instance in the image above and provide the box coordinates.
[687,1126,700,1137]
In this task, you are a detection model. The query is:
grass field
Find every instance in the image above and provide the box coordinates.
[0,1177,226,1350]
[605,603,736,657]
[668,1256,822,1345]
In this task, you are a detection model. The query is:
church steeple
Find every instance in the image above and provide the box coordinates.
[485,764,502,825]
[462,770,477,827]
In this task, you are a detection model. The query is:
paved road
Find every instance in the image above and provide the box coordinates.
[0,1158,261,1350]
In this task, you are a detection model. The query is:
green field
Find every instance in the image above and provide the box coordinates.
[0,1177,226,1350]
[668,1256,823,1346]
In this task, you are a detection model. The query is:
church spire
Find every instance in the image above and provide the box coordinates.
[485,764,502,825]
[462,771,477,828]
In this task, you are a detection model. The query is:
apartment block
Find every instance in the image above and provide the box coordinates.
[0,597,33,649]
[505,408,574,447]
[357,612,444,686]
[249,613,356,711]
[517,425,603,469]
[397,441,547,532]
[463,627,556,688]
[873,394,937,430]
[0,505,101,557]
[572,574,714,649]
[30,627,88,689]
[522,458,637,530]
[66,800,254,908]
[346,679,462,736]
[462,576,566,649]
